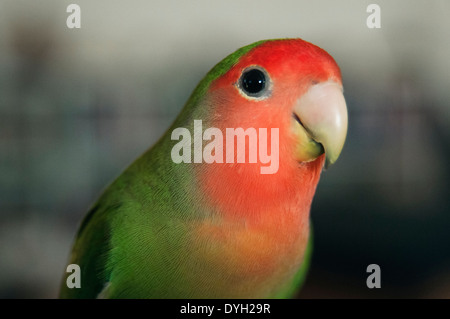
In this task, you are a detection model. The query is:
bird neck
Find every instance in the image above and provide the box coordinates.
[196,154,324,231]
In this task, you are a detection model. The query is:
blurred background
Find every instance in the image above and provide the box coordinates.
[0,0,449,298]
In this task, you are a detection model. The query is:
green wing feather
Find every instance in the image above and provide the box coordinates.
[274,225,313,298]
[59,39,317,299]
[59,202,114,298]
[59,138,192,298]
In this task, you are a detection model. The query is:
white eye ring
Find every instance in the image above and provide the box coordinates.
[237,66,272,101]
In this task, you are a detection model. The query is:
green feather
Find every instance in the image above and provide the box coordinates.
[59,40,275,298]
[274,226,313,298]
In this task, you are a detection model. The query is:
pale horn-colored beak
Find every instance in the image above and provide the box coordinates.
[293,81,348,168]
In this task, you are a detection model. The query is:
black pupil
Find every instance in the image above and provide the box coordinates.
[242,69,266,94]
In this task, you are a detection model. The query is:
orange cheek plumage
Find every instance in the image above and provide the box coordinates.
[192,86,325,280]
[187,39,340,294]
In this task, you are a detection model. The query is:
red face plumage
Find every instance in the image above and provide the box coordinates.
[197,39,342,222]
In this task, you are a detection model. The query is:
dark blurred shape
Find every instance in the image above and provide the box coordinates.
[10,24,56,89]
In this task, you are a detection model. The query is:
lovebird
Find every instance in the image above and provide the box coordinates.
[60,38,348,298]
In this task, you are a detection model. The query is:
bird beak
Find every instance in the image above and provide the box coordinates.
[292,81,348,169]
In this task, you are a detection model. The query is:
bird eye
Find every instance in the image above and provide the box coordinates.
[238,67,270,98]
